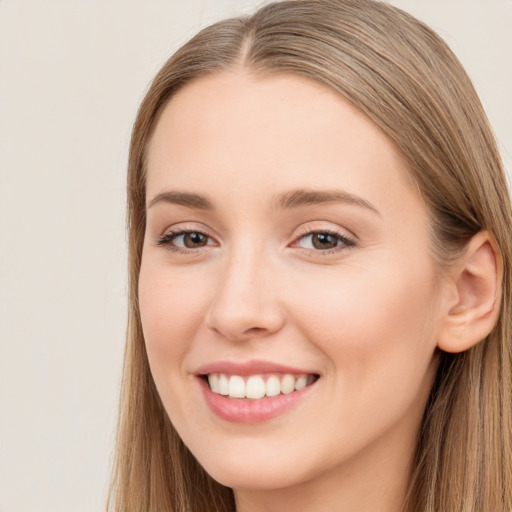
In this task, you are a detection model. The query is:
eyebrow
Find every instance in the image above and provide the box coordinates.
[274,188,380,215]
[147,191,214,210]
[147,188,379,215]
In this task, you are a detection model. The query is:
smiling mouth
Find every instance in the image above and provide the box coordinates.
[203,373,319,400]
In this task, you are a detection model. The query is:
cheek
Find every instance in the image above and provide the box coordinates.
[137,259,219,435]
[138,260,212,373]
[287,258,440,406]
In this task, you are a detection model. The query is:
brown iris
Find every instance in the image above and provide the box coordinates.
[311,232,339,250]
[182,232,209,248]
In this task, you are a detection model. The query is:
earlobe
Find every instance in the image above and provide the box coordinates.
[437,232,502,353]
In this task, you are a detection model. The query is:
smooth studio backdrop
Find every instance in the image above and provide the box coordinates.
[0,1,510,511]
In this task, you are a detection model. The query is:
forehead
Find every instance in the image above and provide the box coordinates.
[145,70,424,219]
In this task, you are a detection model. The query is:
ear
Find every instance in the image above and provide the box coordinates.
[437,232,502,353]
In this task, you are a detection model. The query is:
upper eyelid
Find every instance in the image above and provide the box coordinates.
[292,222,357,241]
[158,228,217,243]
[159,222,220,239]
[159,225,353,239]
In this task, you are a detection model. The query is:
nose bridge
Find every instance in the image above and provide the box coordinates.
[206,240,284,340]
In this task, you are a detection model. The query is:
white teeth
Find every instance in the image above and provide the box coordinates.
[207,372,315,399]
[228,375,246,398]
[208,373,220,393]
[265,375,281,397]
[246,376,266,399]
[281,374,295,395]
[294,375,308,391]
[218,374,229,395]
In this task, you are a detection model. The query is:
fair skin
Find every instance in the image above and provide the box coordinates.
[138,71,499,512]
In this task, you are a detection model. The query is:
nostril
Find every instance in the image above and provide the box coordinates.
[205,293,286,341]
[244,326,267,335]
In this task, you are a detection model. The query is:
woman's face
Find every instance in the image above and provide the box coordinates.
[139,72,446,495]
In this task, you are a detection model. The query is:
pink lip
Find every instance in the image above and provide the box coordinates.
[195,360,319,424]
[196,359,316,377]
[198,379,315,423]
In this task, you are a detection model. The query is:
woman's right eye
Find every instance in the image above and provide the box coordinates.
[156,230,215,251]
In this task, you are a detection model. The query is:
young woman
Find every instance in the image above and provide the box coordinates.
[108,1,512,510]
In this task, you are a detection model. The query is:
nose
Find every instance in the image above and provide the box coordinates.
[205,249,285,341]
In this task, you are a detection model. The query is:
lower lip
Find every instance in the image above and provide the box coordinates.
[199,378,316,424]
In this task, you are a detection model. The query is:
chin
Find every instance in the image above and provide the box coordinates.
[205,462,304,491]
[188,438,318,491]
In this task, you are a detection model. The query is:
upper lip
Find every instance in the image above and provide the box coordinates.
[196,359,318,377]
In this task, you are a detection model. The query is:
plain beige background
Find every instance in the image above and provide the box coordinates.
[0,1,510,511]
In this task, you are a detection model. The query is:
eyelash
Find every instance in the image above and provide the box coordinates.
[292,228,356,255]
[155,228,356,255]
[155,229,214,254]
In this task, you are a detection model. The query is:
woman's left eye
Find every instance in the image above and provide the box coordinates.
[293,231,356,253]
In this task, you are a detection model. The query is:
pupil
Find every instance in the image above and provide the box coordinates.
[185,232,206,248]
[313,233,337,249]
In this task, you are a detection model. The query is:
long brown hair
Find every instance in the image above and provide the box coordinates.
[108,1,512,510]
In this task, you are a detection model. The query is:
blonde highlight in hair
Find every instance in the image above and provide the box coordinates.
[109,1,512,510]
